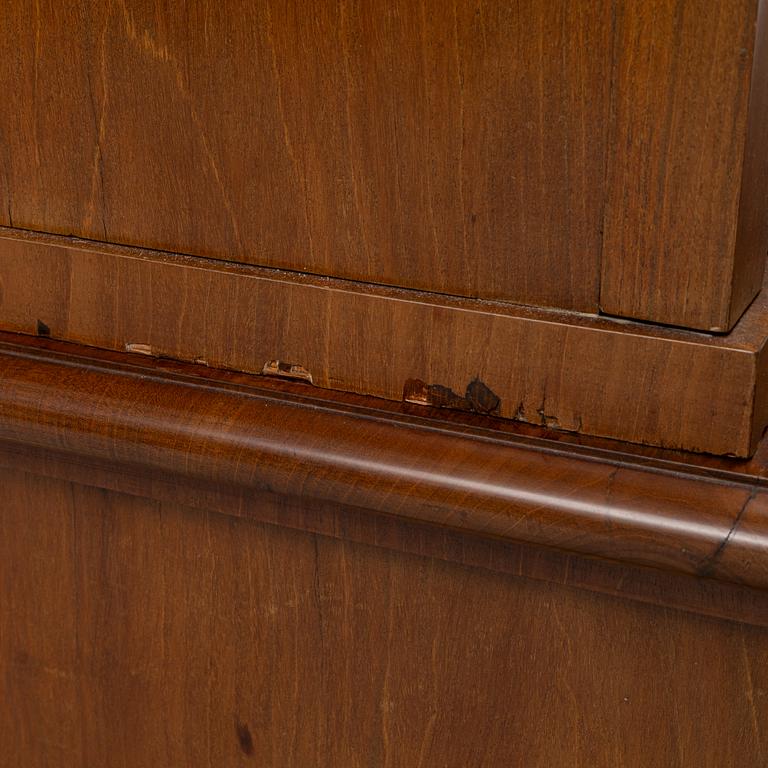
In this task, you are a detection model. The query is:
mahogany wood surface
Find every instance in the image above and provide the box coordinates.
[2,332,768,593]
[3,467,768,768]
[4,2,768,763]
[3,333,768,765]
[0,0,612,312]
[2,0,767,327]
[2,227,768,456]
[600,0,768,330]
[4,435,768,631]
[734,0,768,328]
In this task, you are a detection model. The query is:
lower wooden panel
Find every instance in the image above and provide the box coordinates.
[2,468,767,767]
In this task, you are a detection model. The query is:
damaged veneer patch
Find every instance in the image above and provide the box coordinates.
[125,342,155,356]
[261,360,314,384]
[405,377,574,432]
[403,377,501,416]
[124,343,209,366]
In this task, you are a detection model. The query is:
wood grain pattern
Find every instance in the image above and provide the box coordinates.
[2,332,768,591]
[11,327,768,487]
[0,0,612,312]
[2,228,768,456]
[2,467,768,767]
[4,435,768,631]
[733,0,768,329]
[4,0,766,328]
[601,0,768,331]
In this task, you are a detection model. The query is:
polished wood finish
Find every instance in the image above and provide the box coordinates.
[2,332,768,591]
[2,0,767,327]
[601,0,768,331]
[3,334,768,765]
[734,0,768,328]
[5,3,768,763]
[3,228,768,456]
[3,467,768,767]
[0,0,612,312]
[5,435,768,631]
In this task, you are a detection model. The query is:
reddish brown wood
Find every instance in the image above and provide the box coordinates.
[4,326,765,486]
[733,0,768,327]
[4,4,768,763]
[3,227,768,456]
[0,0,612,312]
[3,436,768,630]
[601,0,768,331]
[2,467,768,767]
[2,1,766,329]
[1,332,767,591]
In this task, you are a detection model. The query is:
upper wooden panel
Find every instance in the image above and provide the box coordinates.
[601,0,768,331]
[2,0,766,327]
[0,0,612,312]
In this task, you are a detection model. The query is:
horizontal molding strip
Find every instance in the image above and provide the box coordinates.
[0,334,767,590]
[2,228,768,455]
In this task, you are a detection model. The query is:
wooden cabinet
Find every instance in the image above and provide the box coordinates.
[2,1,768,456]
[2,334,768,766]
[2,2,768,764]
[2,0,767,328]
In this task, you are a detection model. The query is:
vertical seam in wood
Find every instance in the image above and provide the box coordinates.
[597,0,618,313]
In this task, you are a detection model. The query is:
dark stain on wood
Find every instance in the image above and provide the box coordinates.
[404,377,500,416]
[235,721,254,756]
[36,320,50,337]
[466,377,501,415]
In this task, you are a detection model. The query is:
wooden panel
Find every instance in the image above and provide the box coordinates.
[5,435,768,631]
[2,0,766,328]
[0,0,612,311]
[3,331,768,592]
[2,468,768,767]
[3,228,768,456]
[734,0,768,323]
[601,0,768,331]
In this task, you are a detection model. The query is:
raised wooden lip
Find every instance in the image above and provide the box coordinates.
[2,226,768,456]
[1,333,767,590]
